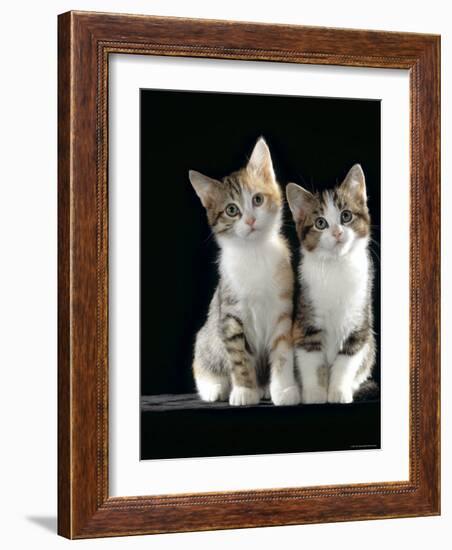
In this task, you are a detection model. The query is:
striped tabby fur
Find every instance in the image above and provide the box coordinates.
[189,138,300,406]
[286,165,376,404]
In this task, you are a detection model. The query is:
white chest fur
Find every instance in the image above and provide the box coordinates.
[301,244,369,364]
[220,237,287,352]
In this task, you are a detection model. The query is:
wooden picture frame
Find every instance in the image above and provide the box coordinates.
[58,10,440,539]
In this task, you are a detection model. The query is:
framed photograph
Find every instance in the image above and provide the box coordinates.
[58,11,440,538]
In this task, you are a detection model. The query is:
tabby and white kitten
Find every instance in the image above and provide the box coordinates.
[189,138,300,406]
[286,165,375,404]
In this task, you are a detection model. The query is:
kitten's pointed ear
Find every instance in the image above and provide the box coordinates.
[247,137,275,183]
[340,164,367,203]
[286,183,315,223]
[188,170,222,209]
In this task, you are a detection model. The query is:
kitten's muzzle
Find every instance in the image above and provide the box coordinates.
[332,225,344,242]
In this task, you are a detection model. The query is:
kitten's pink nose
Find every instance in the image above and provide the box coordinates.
[245,216,256,227]
[332,226,343,240]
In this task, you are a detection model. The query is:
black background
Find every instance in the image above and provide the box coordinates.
[140,89,381,396]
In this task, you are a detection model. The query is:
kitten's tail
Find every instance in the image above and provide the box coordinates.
[353,380,380,401]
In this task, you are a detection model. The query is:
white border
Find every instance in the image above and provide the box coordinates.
[109,55,410,497]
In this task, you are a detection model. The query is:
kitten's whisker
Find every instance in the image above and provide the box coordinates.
[202,230,216,245]
[368,245,381,264]
[369,237,381,249]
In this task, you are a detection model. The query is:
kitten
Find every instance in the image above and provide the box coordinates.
[286,165,375,404]
[188,138,301,406]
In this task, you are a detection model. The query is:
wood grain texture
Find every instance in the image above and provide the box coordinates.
[57,10,72,539]
[57,10,440,539]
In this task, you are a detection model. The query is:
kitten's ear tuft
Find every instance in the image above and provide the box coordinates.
[188,170,222,209]
[341,164,367,202]
[286,183,315,222]
[247,137,275,183]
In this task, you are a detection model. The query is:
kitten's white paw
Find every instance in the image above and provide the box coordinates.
[229,387,260,406]
[271,385,301,406]
[302,385,328,404]
[328,385,353,404]
[197,381,229,402]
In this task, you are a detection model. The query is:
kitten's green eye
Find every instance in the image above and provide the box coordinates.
[252,193,264,207]
[225,203,240,217]
[315,217,329,230]
[341,210,353,224]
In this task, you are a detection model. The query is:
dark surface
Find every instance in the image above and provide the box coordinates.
[142,382,379,411]
[141,392,381,460]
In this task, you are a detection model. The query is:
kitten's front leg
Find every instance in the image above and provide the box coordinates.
[294,325,327,404]
[328,336,369,404]
[222,314,260,406]
[269,312,301,406]
[296,349,328,404]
